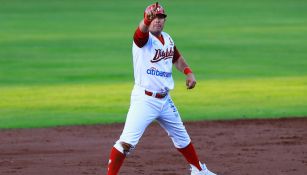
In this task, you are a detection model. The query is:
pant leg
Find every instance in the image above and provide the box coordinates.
[157,96,191,148]
[115,90,161,152]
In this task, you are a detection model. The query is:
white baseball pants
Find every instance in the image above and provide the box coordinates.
[114,85,191,153]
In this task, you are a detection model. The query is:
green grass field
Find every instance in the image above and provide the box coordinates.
[1,0,307,128]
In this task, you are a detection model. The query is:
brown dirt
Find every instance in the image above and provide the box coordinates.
[0,118,307,175]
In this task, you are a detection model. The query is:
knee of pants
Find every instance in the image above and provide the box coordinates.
[114,141,135,156]
[167,131,191,149]
[172,138,191,149]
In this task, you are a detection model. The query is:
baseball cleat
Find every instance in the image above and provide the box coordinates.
[190,162,217,175]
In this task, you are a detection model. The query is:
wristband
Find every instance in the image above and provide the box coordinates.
[184,67,193,75]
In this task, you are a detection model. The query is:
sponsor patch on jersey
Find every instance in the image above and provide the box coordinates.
[146,67,172,77]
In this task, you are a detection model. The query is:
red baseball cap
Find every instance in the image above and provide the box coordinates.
[145,2,167,18]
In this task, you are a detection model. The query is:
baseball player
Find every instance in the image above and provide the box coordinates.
[107,2,216,175]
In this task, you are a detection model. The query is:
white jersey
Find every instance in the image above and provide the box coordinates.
[132,32,175,92]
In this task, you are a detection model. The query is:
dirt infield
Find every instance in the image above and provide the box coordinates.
[0,118,306,175]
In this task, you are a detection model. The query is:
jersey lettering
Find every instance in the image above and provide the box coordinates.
[132,32,175,91]
[151,47,174,63]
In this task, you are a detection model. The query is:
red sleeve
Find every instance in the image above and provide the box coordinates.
[172,46,181,63]
[133,27,149,48]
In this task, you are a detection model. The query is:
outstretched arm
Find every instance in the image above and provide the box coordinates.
[133,3,158,47]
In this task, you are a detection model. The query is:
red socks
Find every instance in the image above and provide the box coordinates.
[177,142,202,171]
[107,143,201,174]
[107,147,125,175]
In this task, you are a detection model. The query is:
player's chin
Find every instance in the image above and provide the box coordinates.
[154,26,163,31]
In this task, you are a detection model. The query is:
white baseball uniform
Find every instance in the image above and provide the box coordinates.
[107,4,218,174]
[114,28,191,153]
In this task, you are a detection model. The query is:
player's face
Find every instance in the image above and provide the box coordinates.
[149,15,166,35]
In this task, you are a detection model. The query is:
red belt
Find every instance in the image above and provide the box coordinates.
[145,90,167,99]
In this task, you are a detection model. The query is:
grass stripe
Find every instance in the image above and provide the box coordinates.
[1,76,306,128]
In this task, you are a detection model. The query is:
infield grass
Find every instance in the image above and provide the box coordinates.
[1,76,307,128]
[1,0,307,128]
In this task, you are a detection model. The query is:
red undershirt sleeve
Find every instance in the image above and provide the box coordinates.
[133,27,149,48]
[172,46,181,63]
